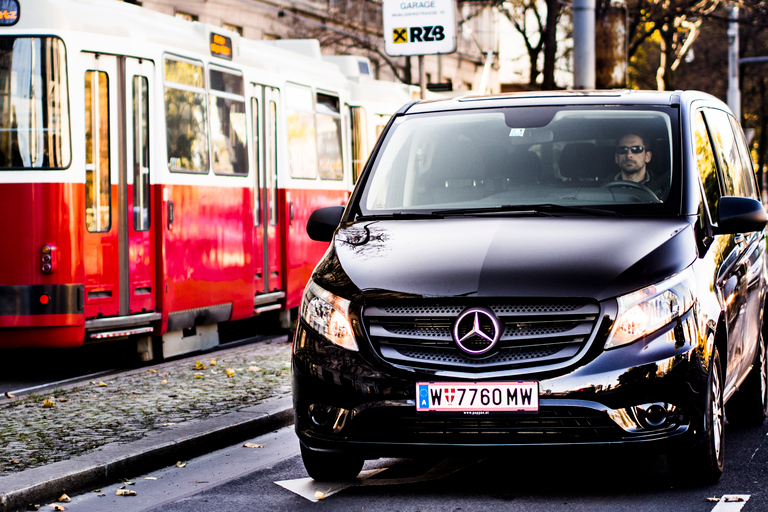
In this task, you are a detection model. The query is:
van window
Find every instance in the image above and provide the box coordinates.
[703,109,750,198]
[729,115,759,200]
[693,111,721,224]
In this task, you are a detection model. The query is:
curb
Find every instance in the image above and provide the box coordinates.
[0,395,294,512]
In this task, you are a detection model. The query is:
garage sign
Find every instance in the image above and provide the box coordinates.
[383,0,457,57]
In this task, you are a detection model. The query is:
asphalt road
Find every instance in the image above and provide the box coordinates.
[51,419,768,512]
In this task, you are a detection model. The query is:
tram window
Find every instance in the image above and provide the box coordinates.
[268,99,278,226]
[252,97,261,226]
[0,37,71,169]
[349,106,368,184]
[285,83,317,179]
[85,70,111,233]
[133,76,150,231]
[317,93,343,181]
[210,69,247,175]
[164,57,209,174]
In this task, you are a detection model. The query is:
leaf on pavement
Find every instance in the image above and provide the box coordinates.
[58,398,68,403]
[243,443,264,448]
[225,368,236,377]
[49,504,66,511]
[194,375,203,379]
[194,361,206,370]
[10,459,19,464]
[146,369,157,373]
[116,489,137,496]
[209,359,217,366]
[42,398,55,408]
[176,461,187,468]
[95,381,108,387]
[58,494,71,503]
[706,497,720,502]
[315,491,326,500]
[145,477,158,480]
[247,366,262,372]
[5,392,14,398]
[160,379,168,384]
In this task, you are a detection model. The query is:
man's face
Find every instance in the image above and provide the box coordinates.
[615,134,651,178]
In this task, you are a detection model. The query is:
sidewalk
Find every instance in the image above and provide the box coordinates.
[0,337,294,512]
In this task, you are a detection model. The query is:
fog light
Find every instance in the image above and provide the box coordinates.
[308,404,350,433]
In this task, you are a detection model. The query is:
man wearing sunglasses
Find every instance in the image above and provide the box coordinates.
[613,132,668,200]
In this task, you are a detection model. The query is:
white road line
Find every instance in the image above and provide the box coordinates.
[711,495,751,511]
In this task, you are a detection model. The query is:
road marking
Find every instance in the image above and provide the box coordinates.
[711,495,750,511]
[275,469,386,502]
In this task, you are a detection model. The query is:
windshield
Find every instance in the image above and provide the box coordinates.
[0,37,71,170]
[360,106,678,215]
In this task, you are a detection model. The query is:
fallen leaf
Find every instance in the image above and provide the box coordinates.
[243,443,264,448]
[146,369,157,373]
[225,368,236,377]
[42,398,55,408]
[194,375,203,379]
[176,461,186,468]
[5,392,14,398]
[11,459,19,464]
[194,361,206,370]
[92,490,101,493]
[116,489,137,496]
[122,479,135,485]
[706,497,720,502]
[97,494,105,497]
[58,494,71,503]
[95,381,108,387]
[58,398,68,403]
[160,422,177,426]
[160,379,168,384]
[144,477,157,480]
[247,366,262,372]
[315,491,326,500]
[49,504,66,511]
[209,359,217,366]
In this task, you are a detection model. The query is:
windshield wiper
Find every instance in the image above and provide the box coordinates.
[431,203,618,217]
[354,211,446,221]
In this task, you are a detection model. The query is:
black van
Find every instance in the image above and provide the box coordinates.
[293,90,768,484]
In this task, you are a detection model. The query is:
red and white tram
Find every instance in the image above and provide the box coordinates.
[0,0,416,357]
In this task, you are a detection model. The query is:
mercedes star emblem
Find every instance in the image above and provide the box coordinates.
[453,307,501,355]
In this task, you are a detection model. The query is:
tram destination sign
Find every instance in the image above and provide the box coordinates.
[383,0,457,57]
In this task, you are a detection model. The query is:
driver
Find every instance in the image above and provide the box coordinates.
[614,133,668,199]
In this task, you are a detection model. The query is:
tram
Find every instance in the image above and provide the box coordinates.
[0,0,418,358]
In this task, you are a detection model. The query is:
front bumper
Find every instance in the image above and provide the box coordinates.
[292,309,709,459]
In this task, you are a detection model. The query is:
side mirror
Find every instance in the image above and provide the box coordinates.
[716,196,767,234]
[307,205,345,242]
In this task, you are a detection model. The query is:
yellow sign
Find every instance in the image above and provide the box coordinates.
[393,28,408,43]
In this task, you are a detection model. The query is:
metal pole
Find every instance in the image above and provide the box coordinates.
[727,5,740,118]
[573,0,596,89]
[419,55,427,99]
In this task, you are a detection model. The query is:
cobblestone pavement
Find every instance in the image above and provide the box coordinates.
[0,337,292,477]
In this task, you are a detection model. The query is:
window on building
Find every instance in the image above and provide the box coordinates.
[175,11,198,22]
[222,23,243,36]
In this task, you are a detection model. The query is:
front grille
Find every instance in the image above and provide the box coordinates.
[364,300,600,372]
[349,406,621,444]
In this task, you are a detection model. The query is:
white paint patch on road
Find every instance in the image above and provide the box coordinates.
[275,469,387,502]
[710,495,750,512]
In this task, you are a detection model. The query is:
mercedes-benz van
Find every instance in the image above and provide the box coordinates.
[293,90,768,485]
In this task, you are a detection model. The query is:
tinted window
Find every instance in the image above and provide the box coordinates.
[693,111,721,224]
[729,115,759,200]
[704,109,749,198]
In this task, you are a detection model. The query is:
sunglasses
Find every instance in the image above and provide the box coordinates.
[616,145,645,155]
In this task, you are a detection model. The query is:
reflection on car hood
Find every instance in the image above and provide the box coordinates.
[329,217,697,302]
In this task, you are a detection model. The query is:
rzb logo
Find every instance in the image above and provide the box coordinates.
[393,26,446,44]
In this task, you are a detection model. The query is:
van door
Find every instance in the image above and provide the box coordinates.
[252,84,283,304]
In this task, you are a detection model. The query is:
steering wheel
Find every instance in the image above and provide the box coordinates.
[602,180,661,203]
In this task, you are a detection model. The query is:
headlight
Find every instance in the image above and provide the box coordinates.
[605,266,695,349]
[300,281,358,351]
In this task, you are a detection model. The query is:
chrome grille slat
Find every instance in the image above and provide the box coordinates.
[364,300,599,371]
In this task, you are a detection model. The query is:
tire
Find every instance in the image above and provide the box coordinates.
[727,333,768,427]
[300,443,364,481]
[667,346,725,486]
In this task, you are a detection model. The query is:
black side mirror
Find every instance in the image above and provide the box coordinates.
[307,205,345,242]
[716,196,768,234]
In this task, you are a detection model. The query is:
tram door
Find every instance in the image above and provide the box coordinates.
[252,85,282,295]
[82,53,155,319]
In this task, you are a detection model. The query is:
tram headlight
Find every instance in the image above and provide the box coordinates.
[605,266,695,349]
[300,281,358,351]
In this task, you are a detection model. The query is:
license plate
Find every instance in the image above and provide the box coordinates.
[416,381,539,412]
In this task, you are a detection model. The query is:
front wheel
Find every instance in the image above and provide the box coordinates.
[300,443,364,481]
[667,346,725,486]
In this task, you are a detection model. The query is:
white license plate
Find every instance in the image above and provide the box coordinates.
[416,381,539,412]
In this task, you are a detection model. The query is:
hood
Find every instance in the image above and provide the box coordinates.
[324,216,697,302]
